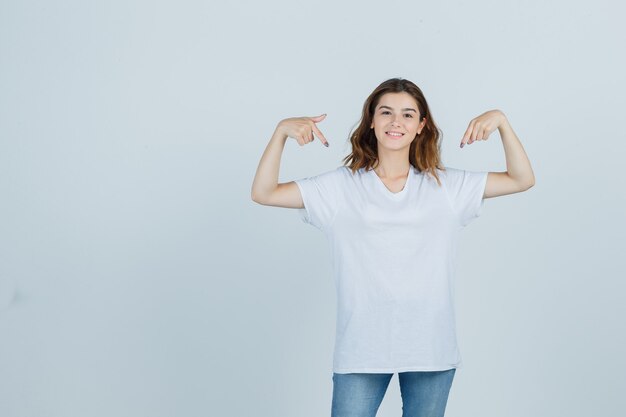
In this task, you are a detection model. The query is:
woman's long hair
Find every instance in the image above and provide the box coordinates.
[341,78,445,186]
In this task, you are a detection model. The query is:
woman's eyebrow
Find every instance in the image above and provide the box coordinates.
[378,105,417,113]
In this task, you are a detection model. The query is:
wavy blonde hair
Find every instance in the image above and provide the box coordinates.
[341,78,445,186]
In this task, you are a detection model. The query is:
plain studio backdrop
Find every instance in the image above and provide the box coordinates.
[1,0,624,416]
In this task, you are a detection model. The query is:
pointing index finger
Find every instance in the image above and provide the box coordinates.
[312,123,330,147]
[460,123,473,148]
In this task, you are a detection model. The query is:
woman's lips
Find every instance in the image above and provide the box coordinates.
[386,132,404,139]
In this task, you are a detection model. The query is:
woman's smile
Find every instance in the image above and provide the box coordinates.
[386,131,405,139]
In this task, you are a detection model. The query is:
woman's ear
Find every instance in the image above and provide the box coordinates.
[418,118,427,135]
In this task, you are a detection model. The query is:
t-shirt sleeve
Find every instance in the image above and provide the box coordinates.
[293,167,342,232]
[443,167,489,227]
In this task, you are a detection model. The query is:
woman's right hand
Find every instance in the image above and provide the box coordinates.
[277,114,330,147]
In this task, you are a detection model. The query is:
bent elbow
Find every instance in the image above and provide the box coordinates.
[251,191,270,205]
[251,189,263,204]
[524,179,535,191]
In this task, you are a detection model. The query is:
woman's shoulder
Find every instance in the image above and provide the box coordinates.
[300,165,354,185]
[315,165,361,179]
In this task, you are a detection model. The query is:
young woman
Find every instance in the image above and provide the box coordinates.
[251,78,535,417]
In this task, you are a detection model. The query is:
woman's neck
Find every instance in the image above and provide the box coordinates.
[374,156,411,179]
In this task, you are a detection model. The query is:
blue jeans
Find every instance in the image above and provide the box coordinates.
[331,368,456,417]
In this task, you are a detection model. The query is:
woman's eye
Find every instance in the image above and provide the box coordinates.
[380,111,412,117]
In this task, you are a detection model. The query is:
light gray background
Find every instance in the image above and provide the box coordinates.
[1,0,624,416]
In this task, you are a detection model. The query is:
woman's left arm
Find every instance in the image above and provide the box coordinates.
[460,109,535,199]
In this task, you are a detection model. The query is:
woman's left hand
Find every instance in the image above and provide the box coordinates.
[460,109,506,148]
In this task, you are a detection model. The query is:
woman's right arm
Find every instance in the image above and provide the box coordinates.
[250,114,329,208]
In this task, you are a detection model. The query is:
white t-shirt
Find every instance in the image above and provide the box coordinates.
[294,165,488,374]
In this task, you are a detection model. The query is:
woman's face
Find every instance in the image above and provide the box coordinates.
[370,92,426,149]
